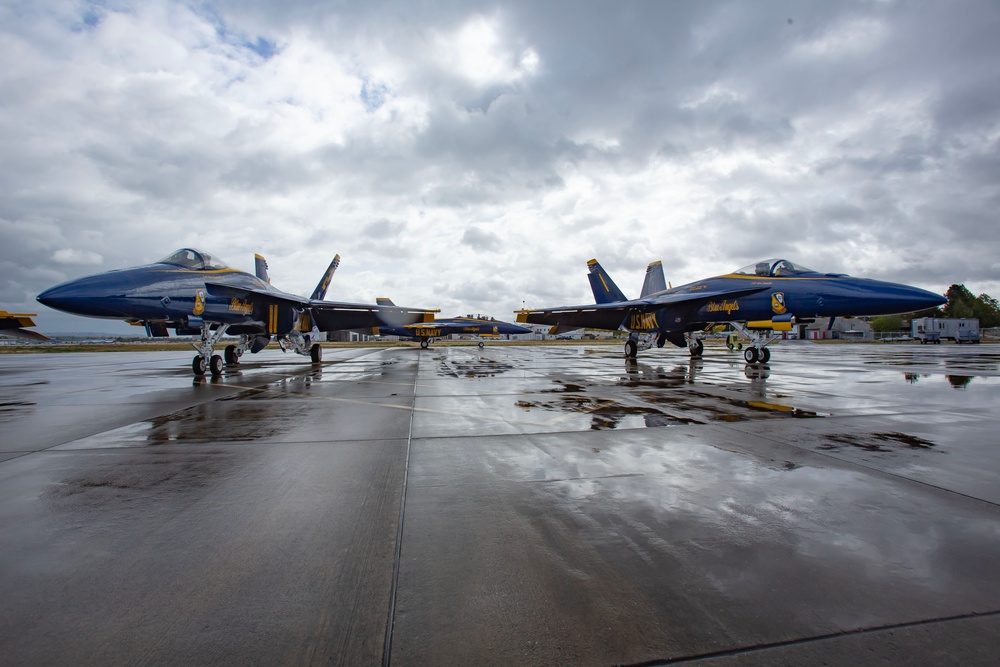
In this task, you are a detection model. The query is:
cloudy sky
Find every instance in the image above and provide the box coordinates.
[3,0,998,333]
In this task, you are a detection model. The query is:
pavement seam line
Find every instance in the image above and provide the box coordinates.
[617,608,1000,666]
[382,358,417,667]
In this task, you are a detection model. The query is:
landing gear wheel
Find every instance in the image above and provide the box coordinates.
[310,344,322,363]
[478,341,485,348]
[419,339,429,349]
[209,354,224,376]
[192,355,207,376]
[744,348,759,364]
[690,339,704,357]
[224,344,239,365]
[624,340,638,358]
[759,347,771,363]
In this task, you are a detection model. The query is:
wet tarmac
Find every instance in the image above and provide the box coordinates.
[1,342,1000,665]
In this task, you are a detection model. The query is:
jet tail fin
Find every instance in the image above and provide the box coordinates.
[587,259,628,304]
[254,254,270,284]
[311,255,341,301]
[640,261,667,298]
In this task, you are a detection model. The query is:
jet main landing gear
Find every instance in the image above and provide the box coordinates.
[743,346,771,364]
[729,322,777,365]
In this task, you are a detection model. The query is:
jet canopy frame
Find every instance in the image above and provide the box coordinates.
[732,258,817,278]
[157,248,229,271]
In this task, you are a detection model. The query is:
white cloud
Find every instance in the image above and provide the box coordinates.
[52,249,104,265]
[435,14,539,87]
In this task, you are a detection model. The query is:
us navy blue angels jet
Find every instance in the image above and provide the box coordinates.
[373,299,532,347]
[37,248,435,375]
[517,258,946,363]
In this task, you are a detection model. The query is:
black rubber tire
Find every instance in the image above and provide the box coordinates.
[420,339,429,349]
[192,355,207,376]
[478,341,485,348]
[690,339,704,357]
[744,348,758,364]
[224,345,238,365]
[310,344,322,363]
[624,340,637,358]
[209,354,224,376]
[760,347,771,363]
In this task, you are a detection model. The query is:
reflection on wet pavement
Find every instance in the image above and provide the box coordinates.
[4,343,1000,665]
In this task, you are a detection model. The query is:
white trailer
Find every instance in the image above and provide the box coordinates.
[911,317,980,344]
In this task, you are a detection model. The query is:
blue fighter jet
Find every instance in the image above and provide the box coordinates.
[373,299,532,348]
[517,257,947,363]
[37,248,435,375]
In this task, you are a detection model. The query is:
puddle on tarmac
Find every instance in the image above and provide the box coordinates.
[819,432,937,453]
[437,357,515,378]
[57,404,290,448]
[44,450,232,512]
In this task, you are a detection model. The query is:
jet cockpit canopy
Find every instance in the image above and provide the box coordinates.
[733,259,817,278]
[157,248,229,271]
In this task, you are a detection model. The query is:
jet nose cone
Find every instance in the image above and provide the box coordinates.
[37,272,130,317]
[36,283,78,312]
[904,286,948,311]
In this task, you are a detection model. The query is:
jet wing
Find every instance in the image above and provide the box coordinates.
[310,302,436,331]
[204,282,309,307]
[206,282,435,332]
[518,285,770,330]
[0,311,49,341]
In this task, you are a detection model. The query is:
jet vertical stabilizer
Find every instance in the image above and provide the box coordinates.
[587,259,628,304]
[311,255,340,300]
[255,254,270,284]
[640,261,667,298]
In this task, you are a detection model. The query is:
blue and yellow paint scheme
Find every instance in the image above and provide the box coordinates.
[37,248,435,375]
[0,311,49,341]
[517,257,946,361]
[373,300,531,348]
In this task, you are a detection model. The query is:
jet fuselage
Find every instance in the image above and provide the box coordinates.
[37,262,286,334]
[633,272,946,334]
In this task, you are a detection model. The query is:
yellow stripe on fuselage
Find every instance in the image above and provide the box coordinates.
[715,274,837,281]
[268,304,278,333]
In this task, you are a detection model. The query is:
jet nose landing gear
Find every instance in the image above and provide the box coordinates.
[191,322,230,376]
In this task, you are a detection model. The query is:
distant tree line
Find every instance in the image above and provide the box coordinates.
[871,284,1000,332]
